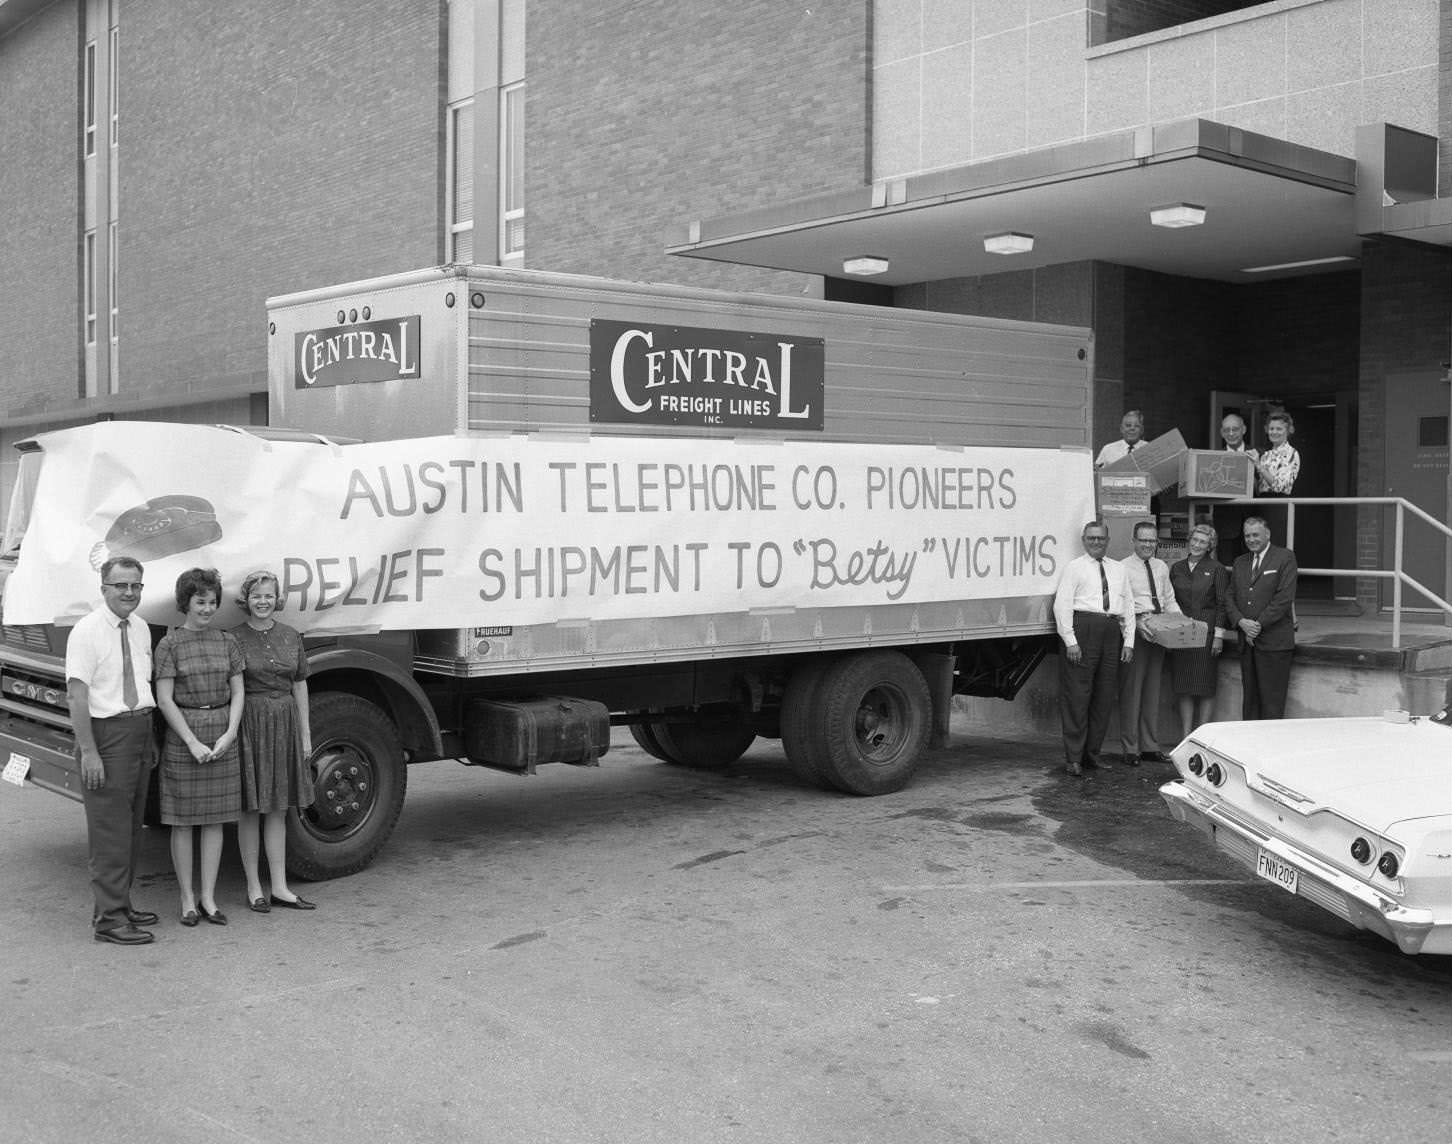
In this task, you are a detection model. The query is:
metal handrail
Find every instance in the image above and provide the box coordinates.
[1219,495,1452,649]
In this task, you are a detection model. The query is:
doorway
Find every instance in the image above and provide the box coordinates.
[1382,371,1451,613]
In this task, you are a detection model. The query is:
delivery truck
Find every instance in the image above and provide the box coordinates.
[0,265,1095,879]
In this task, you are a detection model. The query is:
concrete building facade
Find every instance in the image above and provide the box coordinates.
[1,0,1448,612]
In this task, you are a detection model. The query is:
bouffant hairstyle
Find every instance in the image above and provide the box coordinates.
[174,567,223,612]
[1265,410,1295,436]
[235,569,283,615]
[1189,522,1218,546]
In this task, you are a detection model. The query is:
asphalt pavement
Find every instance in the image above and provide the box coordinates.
[2,720,1448,1144]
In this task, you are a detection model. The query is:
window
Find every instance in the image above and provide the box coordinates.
[84,230,97,345]
[109,25,118,146]
[109,221,119,390]
[84,40,97,156]
[500,82,524,260]
[448,100,475,264]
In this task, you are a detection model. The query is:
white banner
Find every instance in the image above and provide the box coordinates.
[5,423,1094,633]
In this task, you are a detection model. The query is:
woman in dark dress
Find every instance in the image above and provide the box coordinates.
[232,570,316,913]
[1169,524,1229,738]
[155,568,244,926]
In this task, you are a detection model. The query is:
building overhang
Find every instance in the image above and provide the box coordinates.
[0,0,55,39]
[668,119,1380,286]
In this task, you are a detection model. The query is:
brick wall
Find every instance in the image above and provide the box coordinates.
[526,0,869,293]
[1441,0,1451,193]
[119,0,443,399]
[0,3,81,418]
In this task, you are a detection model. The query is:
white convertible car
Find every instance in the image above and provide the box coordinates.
[1160,703,1452,955]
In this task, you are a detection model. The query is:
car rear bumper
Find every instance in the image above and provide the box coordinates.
[0,713,81,802]
[1160,780,1448,956]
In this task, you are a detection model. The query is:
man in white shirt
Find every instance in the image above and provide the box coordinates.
[1094,410,1145,469]
[1052,521,1135,777]
[65,557,160,945]
[1115,521,1182,765]
[1216,413,1258,564]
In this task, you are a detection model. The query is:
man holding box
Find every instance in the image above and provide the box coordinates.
[1115,520,1182,765]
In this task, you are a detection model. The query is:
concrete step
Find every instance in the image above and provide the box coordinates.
[1401,669,1452,714]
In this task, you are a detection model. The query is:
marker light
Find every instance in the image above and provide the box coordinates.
[1350,838,1372,864]
[1205,762,1225,787]
[1377,852,1400,879]
[1188,753,1205,776]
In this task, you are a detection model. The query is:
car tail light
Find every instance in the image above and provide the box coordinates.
[1377,851,1400,879]
[1188,753,1205,776]
[1205,762,1225,787]
[1350,838,1372,864]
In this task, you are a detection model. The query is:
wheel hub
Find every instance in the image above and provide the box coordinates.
[306,747,375,835]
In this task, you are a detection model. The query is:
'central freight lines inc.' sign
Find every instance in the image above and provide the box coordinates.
[588,319,824,430]
[295,316,421,388]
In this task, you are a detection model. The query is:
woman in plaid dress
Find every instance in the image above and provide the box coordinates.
[155,568,244,926]
[232,569,316,913]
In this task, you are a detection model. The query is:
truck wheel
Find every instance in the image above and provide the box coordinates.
[629,723,672,761]
[780,658,834,788]
[654,705,756,769]
[287,693,407,881]
[815,651,930,796]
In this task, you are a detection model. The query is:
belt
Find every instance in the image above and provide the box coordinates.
[178,702,225,711]
[98,707,155,720]
[1073,610,1118,619]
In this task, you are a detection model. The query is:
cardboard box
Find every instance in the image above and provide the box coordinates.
[1140,614,1208,649]
[1101,429,1188,495]
[1180,450,1255,499]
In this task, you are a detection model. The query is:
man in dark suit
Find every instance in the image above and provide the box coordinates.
[1226,516,1298,719]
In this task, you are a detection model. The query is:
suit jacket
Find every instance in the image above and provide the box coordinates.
[1227,544,1298,651]
[1169,556,1228,640]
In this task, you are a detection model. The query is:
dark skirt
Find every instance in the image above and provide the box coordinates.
[1170,638,1220,698]
[160,707,242,825]
[239,693,314,813]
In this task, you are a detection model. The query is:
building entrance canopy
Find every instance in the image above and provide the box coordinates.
[669,119,1371,286]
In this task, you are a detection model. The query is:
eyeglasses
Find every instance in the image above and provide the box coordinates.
[103,581,144,593]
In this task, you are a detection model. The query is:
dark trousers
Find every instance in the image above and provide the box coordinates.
[79,712,155,930]
[1118,638,1166,755]
[1059,612,1122,765]
[1240,645,1293,720]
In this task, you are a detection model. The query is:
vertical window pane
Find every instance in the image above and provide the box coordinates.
[502,83,524,257]
[110,26,118,146]
[84,41,96,156]
[84,231,96,344]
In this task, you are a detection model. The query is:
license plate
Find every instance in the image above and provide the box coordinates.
[1255,847,1299,895]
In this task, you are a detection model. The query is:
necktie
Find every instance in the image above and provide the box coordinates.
[1144,559,1161,613]
[120,619,139,710]
[1098,559,1110,612]
[1252,553,1263,578]
[1126,441,1135,454]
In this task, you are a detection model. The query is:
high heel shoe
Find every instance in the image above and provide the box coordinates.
[198,902,228,926]
[179,908,200,927]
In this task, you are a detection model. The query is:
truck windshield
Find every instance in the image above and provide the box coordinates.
[2,448,42,558]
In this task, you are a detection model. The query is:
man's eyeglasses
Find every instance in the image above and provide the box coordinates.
[103,581,144,593]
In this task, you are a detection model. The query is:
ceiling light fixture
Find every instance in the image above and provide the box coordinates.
[983,232,1034,255]
[1150,203,1206,228]
[842,256,890,276]
[1240,255,1357,274]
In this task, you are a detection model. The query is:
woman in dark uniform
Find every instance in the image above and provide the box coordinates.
[232,569,316,913]
[1168,524,1229,737]
[154,567,244,926]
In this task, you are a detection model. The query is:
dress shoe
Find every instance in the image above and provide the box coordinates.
[94,924,155,946]
[1121,752,1141,767]
[248,896,271,914]
[1141,751,1173,765]
[270,895,316,911]
[1065,761,1084,778]
[125,908,160,926]
[1082,754,1110,770]
[179,909,200,928]
[199,903,228,926]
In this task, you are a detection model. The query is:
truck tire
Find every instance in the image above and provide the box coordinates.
[654,705,756,769]
[629,723,672,761]
[780,657,834,788]
[287,693,407,881]
[814,651,930,796]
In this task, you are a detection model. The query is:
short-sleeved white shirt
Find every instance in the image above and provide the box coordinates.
[65,605,156,718]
